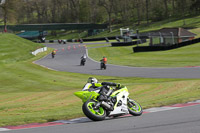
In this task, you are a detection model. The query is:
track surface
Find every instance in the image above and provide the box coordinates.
[3,104,200,133]
[35,43,200,79]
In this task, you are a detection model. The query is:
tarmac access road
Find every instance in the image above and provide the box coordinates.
[34,43,200,79]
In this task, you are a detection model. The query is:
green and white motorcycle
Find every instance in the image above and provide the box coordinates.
[74,82,143,121]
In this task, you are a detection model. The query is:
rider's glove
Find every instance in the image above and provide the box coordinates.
[116,83,121,89]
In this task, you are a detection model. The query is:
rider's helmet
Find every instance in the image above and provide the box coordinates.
[87,77,98,84]
[83,54,86,58]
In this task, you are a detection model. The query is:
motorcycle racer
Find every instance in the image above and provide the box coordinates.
[74,77,143,121]
[82,77,101,91]
[82,77,122,102]
[100,56,107,69]
[82,77,121,91]
[80,54,87,66]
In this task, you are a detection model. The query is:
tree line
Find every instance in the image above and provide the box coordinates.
[0,0,200,31]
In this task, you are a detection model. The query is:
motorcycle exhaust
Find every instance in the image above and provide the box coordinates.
[101,101,114,111]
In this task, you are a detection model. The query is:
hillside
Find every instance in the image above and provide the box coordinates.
[0,33,44,64]
[90,15,200,38]
[45,15,200,40]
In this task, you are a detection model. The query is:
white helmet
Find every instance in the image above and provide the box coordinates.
[87,77,98,83]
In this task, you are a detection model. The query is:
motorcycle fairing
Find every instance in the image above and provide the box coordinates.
[75,86,130,116]
[109,89,129,116]
[74,91,99,103]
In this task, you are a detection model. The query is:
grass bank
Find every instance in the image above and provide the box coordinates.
[0,34,44,64]
[88,41,200,67]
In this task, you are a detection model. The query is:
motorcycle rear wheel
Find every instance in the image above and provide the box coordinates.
[82,100,106,121]
[80,61,85,66]
[104,64,106,69]
[127,98,143,116]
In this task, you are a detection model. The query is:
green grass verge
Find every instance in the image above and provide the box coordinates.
[0,33,200,126]
[88,41,200,67]
[85,43,111,48]
[1,60,200,126]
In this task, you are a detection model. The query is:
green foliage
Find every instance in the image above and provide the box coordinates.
[151,7,164,22]
[2,0,199,26]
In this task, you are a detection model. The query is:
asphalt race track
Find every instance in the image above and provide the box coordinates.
[3,104,200,133]
[34,43,200,79]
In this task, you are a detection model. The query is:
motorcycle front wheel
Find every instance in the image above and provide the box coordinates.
[127,98,143,116]
[82,100,106,121]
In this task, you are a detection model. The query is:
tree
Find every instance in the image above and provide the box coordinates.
[134,0,141,25]
[145,0,149,24]
[0,0,18,32]
[0,0,198,31]
[177,0,187,25]
[98,0,114,32]
[69,0,81,23]
[190,0,200,14]
[164,0,169,17]
[113,0,133,26]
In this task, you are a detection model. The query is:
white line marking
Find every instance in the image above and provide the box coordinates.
[85,48,99,63]
[188,100,200,103]
[0,128,10,131]
[144,107,181,113]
